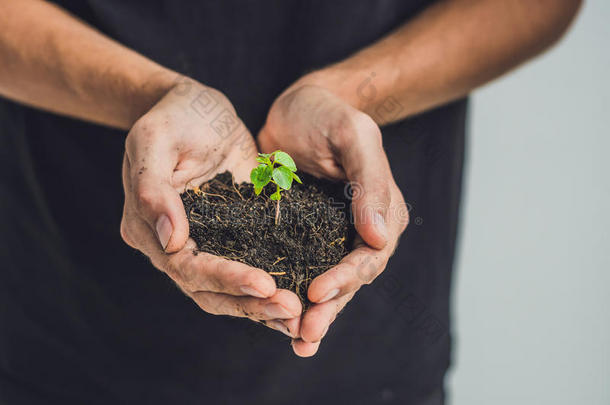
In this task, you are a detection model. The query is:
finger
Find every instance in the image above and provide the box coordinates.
[307,242,388,304]
[300,293,353,343]
[122,146,277,299]
[191,289,302,322]
[291,340,320,358]
[164,240,278,298]
[308,184,408,304]
[225,131,260,182]
[121,207,278,299]
[283,316,301,338]
[337,112,393,250]
[290,293,352,357]
[120,176,173,259]
[266,316,301,339]
[124,129,188,254]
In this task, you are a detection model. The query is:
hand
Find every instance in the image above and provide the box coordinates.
[258,84,409,356]
[120,78,302,336]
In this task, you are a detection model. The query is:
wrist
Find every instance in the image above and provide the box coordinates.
[298,67,403,126]
[293,67,367,111]
[125,68,180,127]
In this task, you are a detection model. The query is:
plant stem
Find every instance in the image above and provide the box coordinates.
[275,199,280,225]
[274,184,281,225]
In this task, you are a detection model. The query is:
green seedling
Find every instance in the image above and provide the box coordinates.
[250,150,302,225]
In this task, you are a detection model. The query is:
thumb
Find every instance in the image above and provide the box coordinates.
[130,167,189,254]
[340,116,391,250]
[348,173,391,251]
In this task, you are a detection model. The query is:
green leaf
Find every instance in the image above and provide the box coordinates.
[256,153,272,166]
[273,166,293,190]
[270,189,281,201]
[291,171,302,184]
[273,151,297,172]
[254,185,263,195]
[250,164,272,189]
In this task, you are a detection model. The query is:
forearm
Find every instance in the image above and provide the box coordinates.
[300,0,582,125]
[0,0,177,130]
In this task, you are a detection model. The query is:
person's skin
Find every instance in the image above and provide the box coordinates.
[0,0,303,337]
[259,0,583,356]
[258,87,410,356]
[121,80,303,337]
[296,0,584,126]
[0,0,582,356]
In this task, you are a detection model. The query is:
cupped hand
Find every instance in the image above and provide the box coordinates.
[258,84,409,356]
[120,78,301,337]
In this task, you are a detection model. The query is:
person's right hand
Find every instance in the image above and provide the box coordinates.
[258,84,409,356]
[120,77,302,337]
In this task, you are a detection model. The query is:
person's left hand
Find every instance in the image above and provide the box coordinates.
[258,83,409,357]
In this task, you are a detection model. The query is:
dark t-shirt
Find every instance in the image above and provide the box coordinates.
[0,1,466,404]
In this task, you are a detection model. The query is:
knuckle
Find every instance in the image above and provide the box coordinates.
[134,185,157,212]
[130,116,159,139]
[355,259,380,285]
[125,119,157,157]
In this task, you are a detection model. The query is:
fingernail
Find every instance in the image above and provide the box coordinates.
[240,285,267,298]
[318,288,339,304]
[373,212,389,242]
[267,320,293,338]
[265,303,292,319]
[155,214,172,250]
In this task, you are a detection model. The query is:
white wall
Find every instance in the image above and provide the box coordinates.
[449,1,610,404]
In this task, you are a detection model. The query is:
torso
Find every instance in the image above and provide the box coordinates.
[0,1,465,403]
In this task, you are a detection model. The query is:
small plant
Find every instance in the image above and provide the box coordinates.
[250,150,302,225]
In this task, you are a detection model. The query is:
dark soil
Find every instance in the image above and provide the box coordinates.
[180,171,355,307]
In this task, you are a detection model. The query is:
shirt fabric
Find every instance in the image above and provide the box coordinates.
[0,1,467,404]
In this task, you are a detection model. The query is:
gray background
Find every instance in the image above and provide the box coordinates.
[448,1,609,404]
